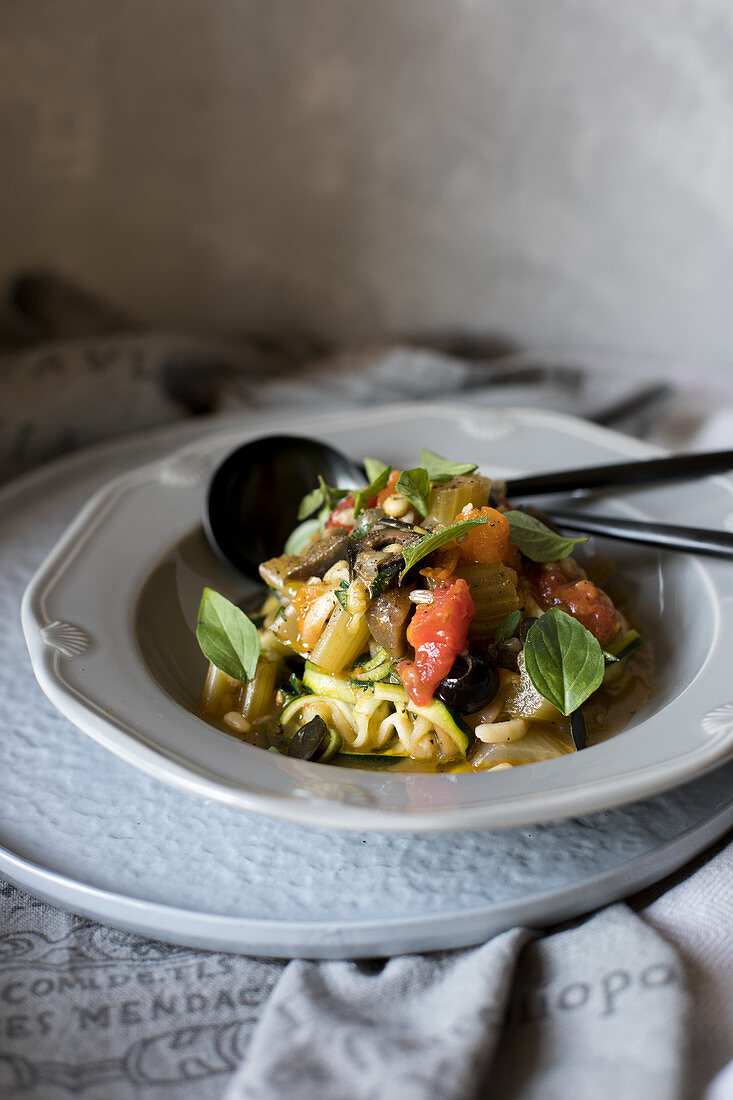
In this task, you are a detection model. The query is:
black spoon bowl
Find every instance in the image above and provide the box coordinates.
[204,434,364,579]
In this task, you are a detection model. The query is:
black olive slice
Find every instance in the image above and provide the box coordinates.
[435,654,499,714]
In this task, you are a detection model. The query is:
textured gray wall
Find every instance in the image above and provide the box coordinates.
[2,1,733,368]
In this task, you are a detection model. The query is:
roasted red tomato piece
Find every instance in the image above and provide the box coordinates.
[398,578,476,708]
[530,564,620,645]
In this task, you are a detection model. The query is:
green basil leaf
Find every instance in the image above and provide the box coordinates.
[419,448,478,483]
[396,467,431,517]
[523,608,605,715]
[297,486,325,520]
[284,517,323,555]
[400,516,490,579]
[505,510,588,562]
[494,610,521,643]
[297,476,349,521]
[353,464,392,518]
[364,457,390,483]
[318,476,350,511]
[196,587,261,681]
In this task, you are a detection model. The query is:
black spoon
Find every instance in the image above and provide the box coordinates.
[204,436,733,578]
[505,449,733,497]
[205,434,364,578]
[545,509,733,560]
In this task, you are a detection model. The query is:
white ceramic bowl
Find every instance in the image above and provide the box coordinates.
[22,403,733,831]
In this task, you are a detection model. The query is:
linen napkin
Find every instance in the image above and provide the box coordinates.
[1,319,732,1100]
[0,881,720,1100]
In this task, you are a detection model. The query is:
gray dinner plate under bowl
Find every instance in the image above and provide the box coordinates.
[4,411,733,957]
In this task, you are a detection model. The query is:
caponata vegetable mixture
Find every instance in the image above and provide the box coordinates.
[196,449,652,772]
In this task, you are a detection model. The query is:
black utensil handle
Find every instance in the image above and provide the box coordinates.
[505,449,733,498]
[547,509,733,559]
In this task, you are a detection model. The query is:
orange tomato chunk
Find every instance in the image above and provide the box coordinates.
[453,507,518,567]
[376,470,401,507]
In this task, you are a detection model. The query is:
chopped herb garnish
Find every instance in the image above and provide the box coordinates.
[523,609,605,716]
[287,672,313,697]
[370,562,401,597]
[419,448,478,482]
[505,510,588,563]
[335,580,350,610]
[494,610,521,643]
[196,587,261,682]
[279,672,314,705]
[396,467,432,518]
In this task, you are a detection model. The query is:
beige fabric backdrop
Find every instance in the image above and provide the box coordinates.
[2,0,733,371]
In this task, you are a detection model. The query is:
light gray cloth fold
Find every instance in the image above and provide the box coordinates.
[223,907,687,1100]
[224,929,529,1100]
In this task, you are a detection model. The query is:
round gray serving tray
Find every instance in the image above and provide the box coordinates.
[3,412,732,959]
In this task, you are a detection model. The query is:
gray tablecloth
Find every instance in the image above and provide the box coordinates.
[2,330,732,1100]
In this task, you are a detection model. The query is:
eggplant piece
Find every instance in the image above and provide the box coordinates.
[365,589,414,658]
[258,554,303,594]
[351,521,423,590]
[285,529,350,580]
